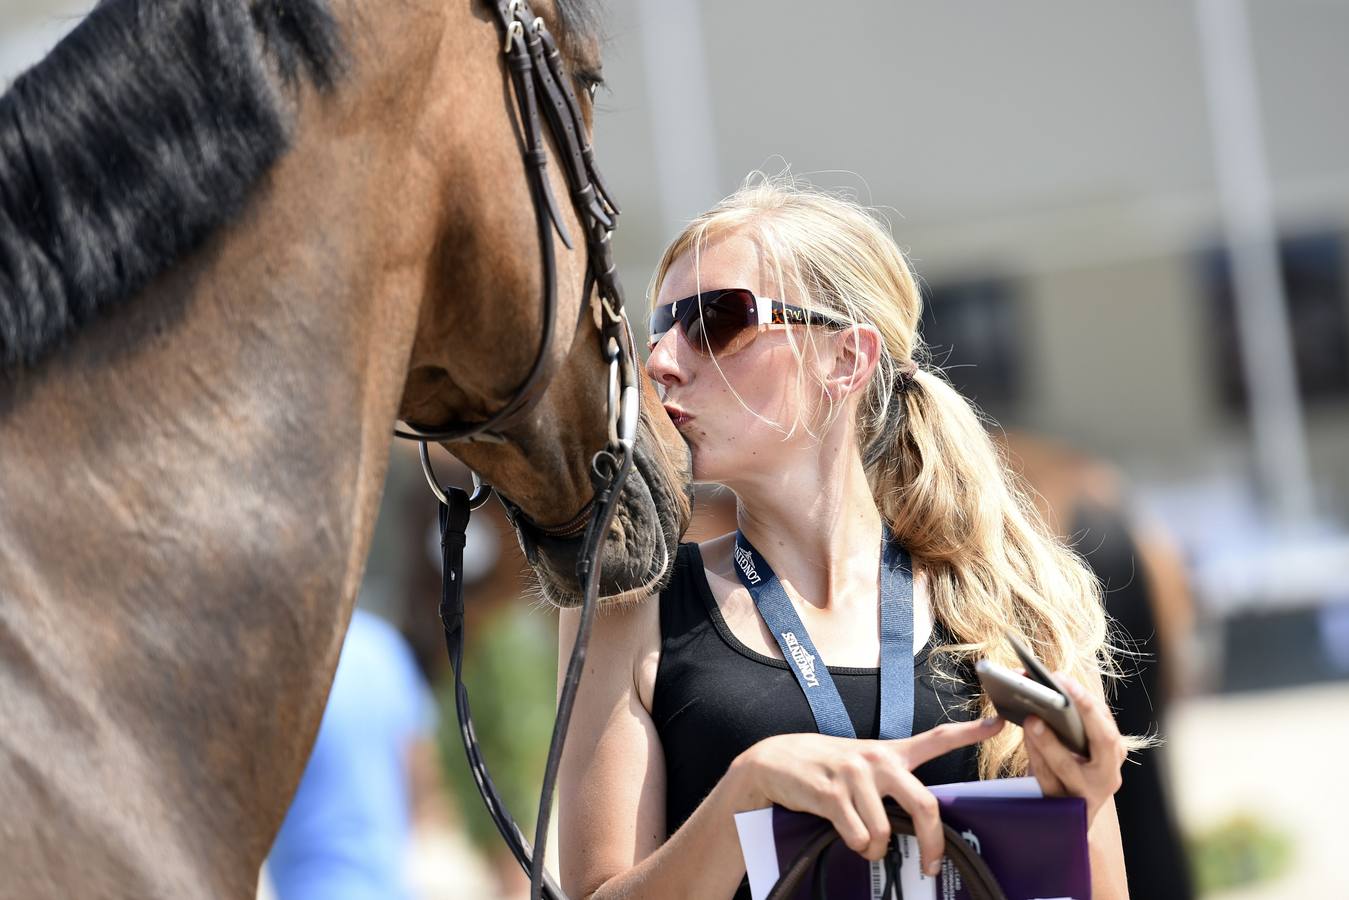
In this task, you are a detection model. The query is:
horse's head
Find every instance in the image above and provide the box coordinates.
[393,0,691,606]
[0,2,684,889]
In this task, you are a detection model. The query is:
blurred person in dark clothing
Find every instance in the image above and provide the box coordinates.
[1003,431,1196,899]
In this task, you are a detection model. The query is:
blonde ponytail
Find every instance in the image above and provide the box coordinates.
[877,368,1111,776]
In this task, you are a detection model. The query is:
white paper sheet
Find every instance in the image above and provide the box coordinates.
[733,807,779,900]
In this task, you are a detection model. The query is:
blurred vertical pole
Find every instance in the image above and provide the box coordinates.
[635,0,721,236]
[1194,0,1314,527]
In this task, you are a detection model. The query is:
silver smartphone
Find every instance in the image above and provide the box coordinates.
[975,632,1089,758]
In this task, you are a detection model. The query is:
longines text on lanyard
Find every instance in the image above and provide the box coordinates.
[731,527,916,740]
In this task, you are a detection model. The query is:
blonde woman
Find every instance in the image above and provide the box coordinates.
[557,178,1131,899]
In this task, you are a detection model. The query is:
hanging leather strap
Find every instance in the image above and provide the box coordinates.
[766,805,1008,900]
[437,486,567,898]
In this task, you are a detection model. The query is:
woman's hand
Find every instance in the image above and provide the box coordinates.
[728,717,1004,877]
[1023,672,1127,826]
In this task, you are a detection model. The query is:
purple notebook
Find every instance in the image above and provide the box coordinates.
[735,777,1091,900]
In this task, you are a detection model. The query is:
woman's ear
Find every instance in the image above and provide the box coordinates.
[824,325,883,399]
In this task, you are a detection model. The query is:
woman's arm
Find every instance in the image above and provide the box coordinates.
[557,600,753,900]
[1086,796,1129,900]
[1024,674,1130,900]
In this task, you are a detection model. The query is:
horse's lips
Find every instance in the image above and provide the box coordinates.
[526,428,687,607]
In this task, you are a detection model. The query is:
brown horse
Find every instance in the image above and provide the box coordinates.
[0,1,689,897]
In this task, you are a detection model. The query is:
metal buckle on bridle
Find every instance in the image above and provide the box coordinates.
[418,441,493,511]
[503,19,523,53]
[603,308,639,455]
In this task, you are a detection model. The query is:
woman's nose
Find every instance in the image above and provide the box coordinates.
[645,329,686,388]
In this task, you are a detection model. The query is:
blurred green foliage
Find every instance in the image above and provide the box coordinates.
[437,603,557,853]
[1189,813,1294,894]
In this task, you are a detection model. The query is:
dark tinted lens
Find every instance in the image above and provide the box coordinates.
[650,290,758,355]
[689,290,756,356]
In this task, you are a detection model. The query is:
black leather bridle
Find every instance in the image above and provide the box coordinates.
[391,3,639,899]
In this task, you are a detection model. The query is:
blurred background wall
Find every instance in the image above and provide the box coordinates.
[5,1,1347,897]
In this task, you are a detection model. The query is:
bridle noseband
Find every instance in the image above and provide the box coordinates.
[390,3,639,899]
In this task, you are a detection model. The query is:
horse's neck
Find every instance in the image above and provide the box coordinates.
[0,138,418,892]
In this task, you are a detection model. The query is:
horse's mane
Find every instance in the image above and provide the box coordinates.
[0,0,344,372]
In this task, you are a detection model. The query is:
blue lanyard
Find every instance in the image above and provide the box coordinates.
[732,527,915,740]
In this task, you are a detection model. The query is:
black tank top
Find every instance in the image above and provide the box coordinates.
[653,541,984,882]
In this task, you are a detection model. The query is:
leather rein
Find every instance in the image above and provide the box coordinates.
[391,2,638,898]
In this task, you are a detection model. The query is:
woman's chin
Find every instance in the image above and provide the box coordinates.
[688,453,717,484]
[683,436,764,486]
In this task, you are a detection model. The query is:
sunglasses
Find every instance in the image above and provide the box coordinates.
[647,288,850,358]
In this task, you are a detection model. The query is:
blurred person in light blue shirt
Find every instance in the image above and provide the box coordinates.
[268,608,434,900]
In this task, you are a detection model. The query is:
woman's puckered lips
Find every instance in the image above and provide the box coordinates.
[662,403,693,427]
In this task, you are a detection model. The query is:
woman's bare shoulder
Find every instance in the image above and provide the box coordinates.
[564,588,661,657]
[556,585,665,714]
[623,533,735,710]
